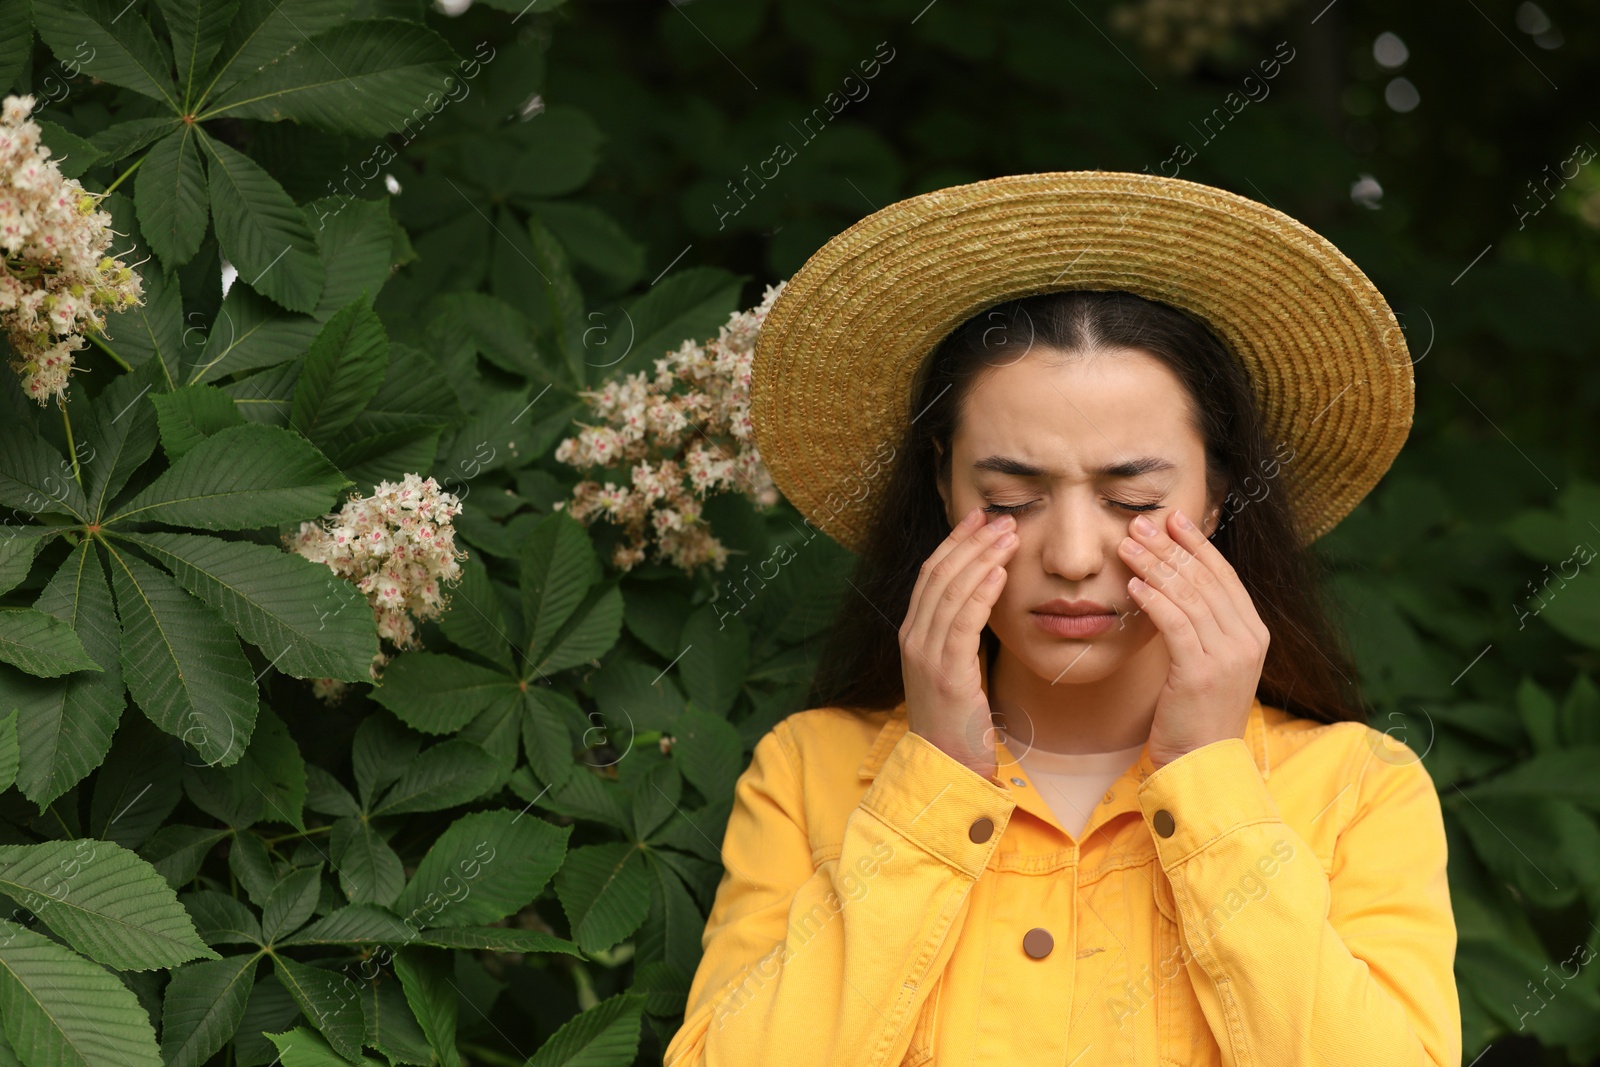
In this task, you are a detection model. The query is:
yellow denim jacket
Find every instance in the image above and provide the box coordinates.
[663,651,1461,1066]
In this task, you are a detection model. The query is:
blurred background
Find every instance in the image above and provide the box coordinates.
[5,0,1600,1063]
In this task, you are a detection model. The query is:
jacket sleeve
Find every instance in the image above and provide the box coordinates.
[663,718,1017,1067]
[1135,730,1461,1067]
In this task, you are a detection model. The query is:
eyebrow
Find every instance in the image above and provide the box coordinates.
[971,455,1179,479]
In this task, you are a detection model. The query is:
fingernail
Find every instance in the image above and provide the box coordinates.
[996,514,1016,530]
[1133,515,1157,536]
[963,508,981,526]
[1175,509,1194,530]
[997,531,1017,547]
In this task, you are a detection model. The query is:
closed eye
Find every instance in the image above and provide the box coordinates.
[982,499,1162,516]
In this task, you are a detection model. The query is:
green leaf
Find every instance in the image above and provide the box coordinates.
[361,976,433,1067]
[505,107,603,201]
[188,284,320,385]
[0,840,219,971]
[667,705,743,805]
[0,528,53,597]
[394,809,569,930]
[272,957,365,1064]
[525,214,586,383]
[105,547,257,768]
[438,553,513,671]
[0,0,32,95]
[0,709,15,793]
[525,991,645,1067]
[677,604,747,718]
[179,889,261,946]
[369,653,514,734]
[392,948,459,1067]
[329,817,403,907]
[200,0,357,102]
[264,1026,386,1067]
[520,688,577,793]
[305,764,360,817]
[228,832,276,908]
[369,739,500,816]
[260,863,322,943]
[138,825,231,890]
[88,713,183,850]
[134,128,209,270]
[520,511,600,663]
[181,703,306,830]
[0,917,163,1067]
[111,423,350,531]
[407,925,581,957]
[0,609,100,677]
[588,651,684,733]
[6,540,124,808]
[200,134,324,314]
[617,267,743,379]
[1457,746,1600,810]
[159,952,259,1067]
[278,904,411,947]
[204,19,456,137]
[155,0,241,110]
[351,713,418,811]
[33,120,101,179]
[237,978,309,1065]
[88,118,179,166]
[532,580,624,676]
[33,0,178,109]
[554,842,651,955]
[97,199,185,388]
[309,197,397,319]
[532,201,645,287]
[80,359,164,523]
[123,531,378,682]
[151,383,248,463]
[0,424,88,520]
[292,298,389,445]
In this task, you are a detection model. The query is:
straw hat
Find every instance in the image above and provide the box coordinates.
[748,170,1414,556]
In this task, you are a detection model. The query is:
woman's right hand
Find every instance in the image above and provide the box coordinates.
[898,505,1021,781]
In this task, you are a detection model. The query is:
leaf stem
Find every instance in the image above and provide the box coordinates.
[61,405,83,491]
[85,331,133,371]
[101,155,144,197]
[263,824,333,845]
[458,1045,524,1067]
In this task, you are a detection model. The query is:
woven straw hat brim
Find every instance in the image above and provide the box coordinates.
[749,170,1413,556]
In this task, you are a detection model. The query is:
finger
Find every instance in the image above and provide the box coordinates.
[1122,513,1241,648]
[1126,573,1206,667]
[904,505,986,634]
[928,528,1018,677]
[906,511,1013,650]
[1166,507,1267,643]
[948,560,1009,695]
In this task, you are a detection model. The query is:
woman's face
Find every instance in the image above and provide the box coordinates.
[934,346,1224,685]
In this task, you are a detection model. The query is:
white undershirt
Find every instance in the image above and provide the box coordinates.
[1008,739,1147,840]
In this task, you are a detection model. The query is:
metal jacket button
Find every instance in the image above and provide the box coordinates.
[1023,928,1054,959]
[969,816,994,843]
[1153,809,1175,838]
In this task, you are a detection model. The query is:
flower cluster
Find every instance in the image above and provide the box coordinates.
[0,95,144,406]
[285,473,468,701]
[552,282,785,574]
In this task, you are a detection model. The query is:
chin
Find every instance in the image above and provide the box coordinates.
[993,621,1129,684]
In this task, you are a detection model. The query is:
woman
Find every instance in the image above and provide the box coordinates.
[662,172,1459,1066]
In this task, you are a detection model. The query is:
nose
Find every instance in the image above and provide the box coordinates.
[1038,492,1112,581]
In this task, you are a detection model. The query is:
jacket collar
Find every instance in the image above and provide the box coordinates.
[856,642,1272,784]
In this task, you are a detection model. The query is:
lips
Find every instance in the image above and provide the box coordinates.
[1031,598,1117,616]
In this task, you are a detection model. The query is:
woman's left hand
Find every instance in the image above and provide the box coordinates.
[1118,507,1270,771]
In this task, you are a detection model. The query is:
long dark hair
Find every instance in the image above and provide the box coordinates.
[803,288,1366,727]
